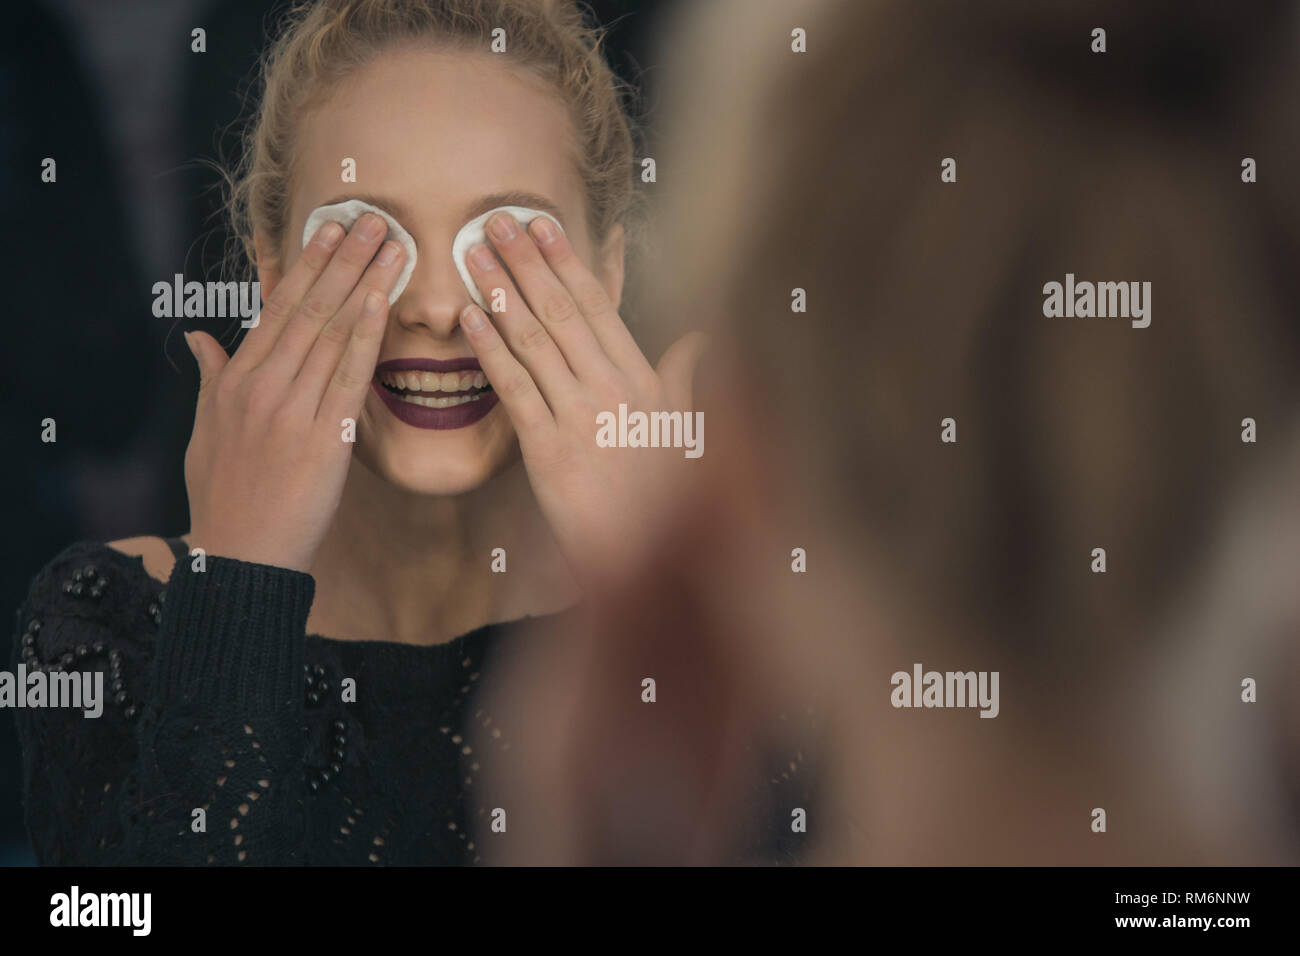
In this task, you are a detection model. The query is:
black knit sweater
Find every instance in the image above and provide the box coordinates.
[10,539,816,865]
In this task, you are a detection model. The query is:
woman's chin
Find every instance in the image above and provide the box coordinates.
[349,389,521,496]
[357,442,515,498]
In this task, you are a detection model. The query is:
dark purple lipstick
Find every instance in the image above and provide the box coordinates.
[371,357,499,430]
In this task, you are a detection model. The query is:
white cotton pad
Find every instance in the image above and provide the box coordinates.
[301,200,418,304]
[452,205,565,310]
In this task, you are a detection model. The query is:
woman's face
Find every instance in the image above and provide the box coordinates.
[261,46,618,496]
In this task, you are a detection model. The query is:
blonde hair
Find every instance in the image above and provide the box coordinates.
[224,0,643,285]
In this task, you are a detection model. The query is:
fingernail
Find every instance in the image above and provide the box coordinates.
[469,244,497,270]
[376,240,401,266]
[357,213,385,240]
[530,216,558,244]
[315,222,345,248]
[182,330,195,354]
[488,212,517,241]
[462,305,486,330]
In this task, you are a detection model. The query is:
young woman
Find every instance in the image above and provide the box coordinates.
[10,0,720,865]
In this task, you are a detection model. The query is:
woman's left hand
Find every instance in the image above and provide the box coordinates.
[461,210,708,589]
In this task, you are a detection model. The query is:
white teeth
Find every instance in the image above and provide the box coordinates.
[378,368,490,393]
[393,392,483,408]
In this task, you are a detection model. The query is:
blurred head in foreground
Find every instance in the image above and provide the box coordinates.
[475,0,1300,863]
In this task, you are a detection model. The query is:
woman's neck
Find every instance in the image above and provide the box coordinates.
[306,457,580,645]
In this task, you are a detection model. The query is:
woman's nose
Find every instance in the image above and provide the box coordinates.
[388,240,477,338]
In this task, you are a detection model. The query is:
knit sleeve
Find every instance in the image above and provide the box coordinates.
[10,542,316,865]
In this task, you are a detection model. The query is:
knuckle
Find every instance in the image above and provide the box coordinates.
[260,291,293,326]
[243,372,280,413]
[516,322,552,353]
[357,284,392,311]
[317,319,353,350]
[352,309,385,342]
[502,369,535,398]
[266,406,298,438]
[591,366,625,400]
[569,391,599,421]
[331,365,366,392]
[299,294,333,323]
[540,294,578,326]
[576,287,610,318]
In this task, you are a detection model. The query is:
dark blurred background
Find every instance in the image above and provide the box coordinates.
[0,0,676,866]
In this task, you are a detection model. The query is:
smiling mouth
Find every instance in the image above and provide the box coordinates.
[376,368,494,408]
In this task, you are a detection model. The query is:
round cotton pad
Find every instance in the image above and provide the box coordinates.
[453,206,565,311]
[301,200,418,304]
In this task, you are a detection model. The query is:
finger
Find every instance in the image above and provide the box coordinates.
[256,212,391,383]
[291,239,406,411]
[460,303,557,444]
[232,220,345,372]
[184,330,230,397]
[656,331,710,408]
[317,289,390,426]
[464,241,580,410]
[482,211,611,382]
[525,215,654,382]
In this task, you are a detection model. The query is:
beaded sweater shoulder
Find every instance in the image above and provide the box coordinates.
[10,540,818,865]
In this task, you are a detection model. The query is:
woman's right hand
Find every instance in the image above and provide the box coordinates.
[182,213,405,572]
